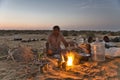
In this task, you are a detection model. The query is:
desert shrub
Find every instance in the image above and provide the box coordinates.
[12,45,34,62]
[41,38,47,41]
[86,32,95,38]
[62,31,69,36]
[0,44,9,56]
[111,37,120,42]
[72,33,78,36]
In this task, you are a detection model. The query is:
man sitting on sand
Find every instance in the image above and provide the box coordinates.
[46,25,68,56]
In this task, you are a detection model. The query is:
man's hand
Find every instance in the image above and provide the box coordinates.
[46,49,53,55]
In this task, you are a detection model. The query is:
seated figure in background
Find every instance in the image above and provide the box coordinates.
[46,25,68,56]
[88,36,94,43]
[103,36,120,58]
[103,36,114,48]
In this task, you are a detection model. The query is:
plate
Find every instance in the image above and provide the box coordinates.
[79,53,90,57]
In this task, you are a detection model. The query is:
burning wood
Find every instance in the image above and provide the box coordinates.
[57,51,80,71]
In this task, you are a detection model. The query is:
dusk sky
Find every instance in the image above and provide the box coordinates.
[0,0,120,31]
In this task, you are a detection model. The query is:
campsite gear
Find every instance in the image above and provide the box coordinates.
[79,53,90,61]
[91,38,105,61]
[79,43,91,54]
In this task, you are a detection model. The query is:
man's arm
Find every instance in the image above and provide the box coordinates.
[46,42,49,52]
[61,35,68,48]
[45,35,53,55]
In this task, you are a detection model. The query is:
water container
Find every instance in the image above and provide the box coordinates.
[91,38,105,61]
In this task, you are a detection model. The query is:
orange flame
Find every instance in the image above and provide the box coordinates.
[66,51,74,66]
[61,54,65,62]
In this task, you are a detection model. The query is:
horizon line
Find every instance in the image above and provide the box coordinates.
[0,29,119,32]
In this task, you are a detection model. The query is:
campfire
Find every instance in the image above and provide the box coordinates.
[66,51,74,67]
[60,51,75,70]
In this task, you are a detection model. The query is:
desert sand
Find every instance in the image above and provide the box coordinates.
[0,33,120,80]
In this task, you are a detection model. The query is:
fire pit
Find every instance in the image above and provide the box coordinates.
[57,51,82,71]
[38,49,91,73]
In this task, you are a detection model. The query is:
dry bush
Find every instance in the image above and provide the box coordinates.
[12,45,34,62]
[0,44,9,56]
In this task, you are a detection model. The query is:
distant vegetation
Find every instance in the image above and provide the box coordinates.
[0,30,120,42]
[111,36,120,42]
[0,30,51,36]
[0,30,120,37]
[62,30,120,37]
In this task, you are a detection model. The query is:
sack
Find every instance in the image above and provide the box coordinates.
[105,47,120,57]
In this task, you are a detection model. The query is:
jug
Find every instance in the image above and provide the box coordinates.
[91,38,105,61]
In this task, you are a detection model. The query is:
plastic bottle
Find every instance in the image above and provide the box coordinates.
[91,38,105,61]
